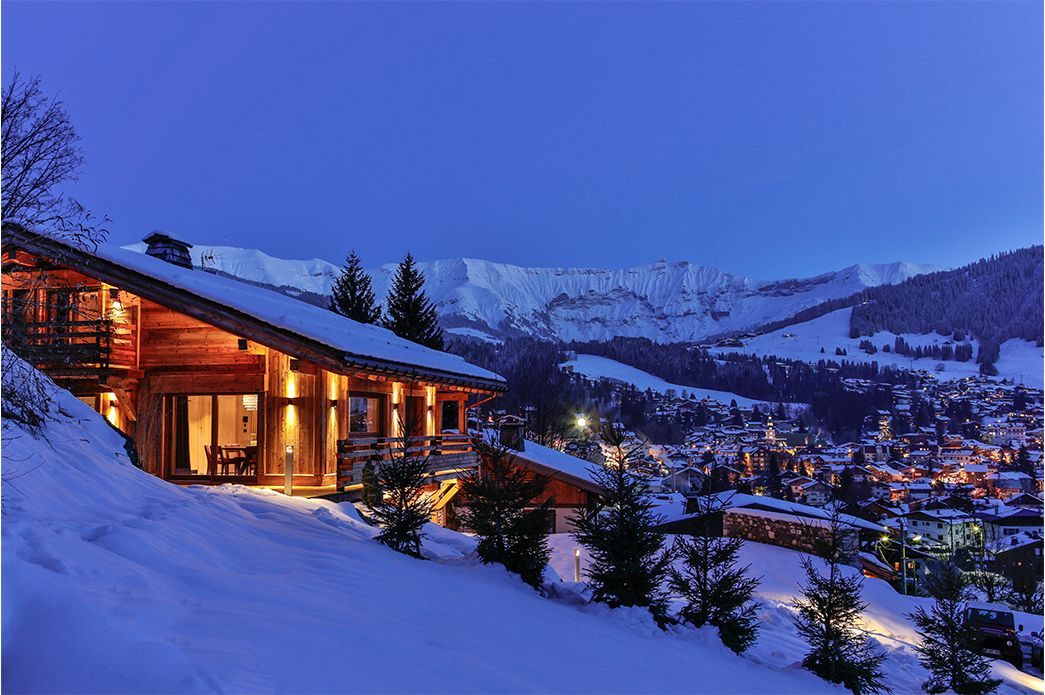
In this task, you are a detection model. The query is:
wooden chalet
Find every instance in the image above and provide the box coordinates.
[2,224,507,496]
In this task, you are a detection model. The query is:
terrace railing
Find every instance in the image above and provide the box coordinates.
[336,433,478,489]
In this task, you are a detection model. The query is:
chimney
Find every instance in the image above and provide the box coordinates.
[498,414,526,452]
[142,231,193,269]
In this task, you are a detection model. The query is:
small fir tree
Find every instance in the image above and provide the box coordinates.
[908,562,1001,695]
[383,252,444,350]
[792,511,890,695]
[458,434,553,589]
[364,416,432,557]
[670,493,761,653]
[571,423,671,625]
[329,250,382,324]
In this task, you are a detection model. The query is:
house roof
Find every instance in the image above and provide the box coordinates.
[4,225,507,392]
[662,492,886,533]
[510,440,607,495]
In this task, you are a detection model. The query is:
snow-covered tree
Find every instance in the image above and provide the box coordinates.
[670,494,761,653]
[383,252,443,350]
[329,250,381,324]
[908,561,1001,695]
[572,423,670,625]
[458,434,552,589]
[792,512,889,695]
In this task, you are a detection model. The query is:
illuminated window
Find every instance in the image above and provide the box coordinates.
[349,395,382,434]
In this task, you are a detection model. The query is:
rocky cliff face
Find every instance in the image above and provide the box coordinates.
[124,242,936,342]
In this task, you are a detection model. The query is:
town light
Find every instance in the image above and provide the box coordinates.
[911,535,921,542]
[576,416,587,429]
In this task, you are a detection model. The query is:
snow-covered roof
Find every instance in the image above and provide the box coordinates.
[8,227,506,390]
[511,440,606,492]
[664,492,885,533]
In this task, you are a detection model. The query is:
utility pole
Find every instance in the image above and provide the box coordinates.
[900,518,908,595]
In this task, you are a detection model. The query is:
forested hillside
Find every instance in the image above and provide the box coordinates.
[754,247,1043,372]
[848,247,1043,370]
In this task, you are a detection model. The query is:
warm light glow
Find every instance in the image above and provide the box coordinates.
[286,373,297,399]
[911,535,922,542]
[576,416,587,429]
[285,445,294,454]
[881,534,890,542]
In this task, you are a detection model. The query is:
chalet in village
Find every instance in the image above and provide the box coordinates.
[2,223,511,504]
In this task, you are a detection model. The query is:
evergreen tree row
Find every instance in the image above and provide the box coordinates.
[330,250,444,350]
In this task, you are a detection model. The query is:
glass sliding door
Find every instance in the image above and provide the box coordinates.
[167,394,261,480]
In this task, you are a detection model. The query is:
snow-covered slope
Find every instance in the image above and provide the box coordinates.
[562,353,778,408]
[0,365,834,694]
[711,307,1045,389]
[549,534,1044,695]
[124,242,935,343]
[3,364,1041,693]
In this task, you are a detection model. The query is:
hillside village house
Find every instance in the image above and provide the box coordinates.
[2,224,509,501]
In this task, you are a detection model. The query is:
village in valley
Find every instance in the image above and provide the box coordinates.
[2,2,1043,694]
[552,367,1044,603]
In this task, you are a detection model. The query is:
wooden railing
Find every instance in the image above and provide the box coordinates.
[2,318,137,377]
[336,433,478,488]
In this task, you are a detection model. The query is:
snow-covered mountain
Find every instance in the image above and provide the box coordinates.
[124,242,936,343]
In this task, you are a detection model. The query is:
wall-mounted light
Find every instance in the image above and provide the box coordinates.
[108,288,124,315]
[289,359,301,372]
[329,399,338,408]
[237,338,249,351]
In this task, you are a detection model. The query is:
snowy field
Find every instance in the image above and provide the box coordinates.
[561,353,786,408]
[3,377,1041,694]
[710,308,1044,390]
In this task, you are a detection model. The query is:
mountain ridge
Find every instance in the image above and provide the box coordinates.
[124,241,938,342]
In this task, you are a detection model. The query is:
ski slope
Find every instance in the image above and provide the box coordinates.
[712,308,1043,389]
[561,353,784,408]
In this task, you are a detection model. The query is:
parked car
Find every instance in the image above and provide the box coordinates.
[967,603,1023,670]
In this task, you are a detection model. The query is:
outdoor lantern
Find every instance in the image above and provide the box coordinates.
[108,288,124,315]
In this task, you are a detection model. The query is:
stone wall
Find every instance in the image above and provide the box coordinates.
[722,509,859,564]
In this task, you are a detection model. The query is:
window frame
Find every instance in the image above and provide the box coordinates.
[346,391,387,438]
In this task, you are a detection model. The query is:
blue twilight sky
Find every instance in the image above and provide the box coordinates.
[2,1,1041,278]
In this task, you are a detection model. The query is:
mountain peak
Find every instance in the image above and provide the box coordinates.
[121,242,936,343]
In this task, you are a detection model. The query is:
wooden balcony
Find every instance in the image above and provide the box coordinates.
[3,318,138,382]
[336,433,478,489]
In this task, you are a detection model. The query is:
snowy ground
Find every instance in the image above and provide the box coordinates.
[549,535,1044,695]
[3,376,1041,693]
[710,308,1043,390]
[561,353,794,409]
[1,381,832,694]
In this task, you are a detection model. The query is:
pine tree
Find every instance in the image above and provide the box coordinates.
[458,434,553,589]
[364,419,433,557]
[1014,445,1033,476]
[792,511,890,695]
[670,494,761,653]
[571,423,671,625]
[383,252,444,350]
[329,250,382,324]
[908,562,1001,695]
